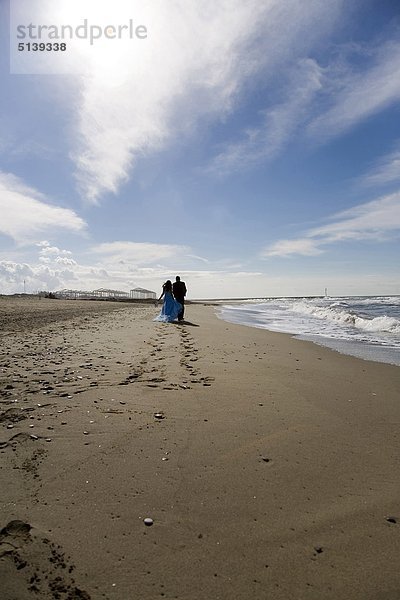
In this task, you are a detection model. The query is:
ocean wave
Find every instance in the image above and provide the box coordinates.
[218,296,400,364]
[348,296,400,306]
[289,301,400,334]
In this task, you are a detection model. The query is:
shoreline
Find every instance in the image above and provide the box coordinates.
[215,297,400,368]
[217,313,400,368]
[1,298,400,599]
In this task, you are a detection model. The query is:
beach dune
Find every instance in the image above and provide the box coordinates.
[1,297,399,599]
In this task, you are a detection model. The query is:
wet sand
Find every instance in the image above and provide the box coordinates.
[1,296,400,600]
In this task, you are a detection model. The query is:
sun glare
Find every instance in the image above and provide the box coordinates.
[27,0,150,79]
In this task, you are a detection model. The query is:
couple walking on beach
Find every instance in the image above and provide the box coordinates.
[155,275,187,323]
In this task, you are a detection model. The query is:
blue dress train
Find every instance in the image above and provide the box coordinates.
[154,291,182,323]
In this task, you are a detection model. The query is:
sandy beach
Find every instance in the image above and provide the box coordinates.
[1,296,400,600]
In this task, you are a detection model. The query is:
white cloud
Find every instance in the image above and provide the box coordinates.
[34,0,345,201]
[0,261,34,282]
[0,254,259,297]
[36,242,78,266]
[91,241,190,265]
[307,38,400,141]
[262,192,400,257]
[0,137,55,160]
[2,254,398,297]
[263,238,323,257]
[312,193,400,241]
[210,58,324,174]
[360,147,400,188]
[1,241,399,297]
[0,260,77,294]
[186,254,210,264]
[0,172,86,242]
[211,32,400,174]
[55,257,77,266]
[66,0,271,201]
[37,241,74,259]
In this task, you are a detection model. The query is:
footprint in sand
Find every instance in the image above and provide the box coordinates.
[0,520,91,599]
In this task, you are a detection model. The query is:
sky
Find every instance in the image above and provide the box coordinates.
[1,0,400,299]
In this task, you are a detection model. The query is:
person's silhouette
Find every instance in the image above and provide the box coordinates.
[172,276,187,321]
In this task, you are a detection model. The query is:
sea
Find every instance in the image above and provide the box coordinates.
[218,296,400,367]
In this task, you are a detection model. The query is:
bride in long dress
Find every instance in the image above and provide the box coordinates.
[154,280,182,323]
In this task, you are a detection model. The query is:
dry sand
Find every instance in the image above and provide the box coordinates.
[1,296,400,600]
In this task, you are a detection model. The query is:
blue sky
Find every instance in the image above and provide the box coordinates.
[1,0,400,298]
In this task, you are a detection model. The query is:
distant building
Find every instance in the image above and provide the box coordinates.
[52,287,156,300]
[130,287,156,300]
[54,289,92,299]
[92,288,129,299]
[55,288,129,300]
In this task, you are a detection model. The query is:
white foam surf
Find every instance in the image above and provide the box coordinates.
[218,296,400,366]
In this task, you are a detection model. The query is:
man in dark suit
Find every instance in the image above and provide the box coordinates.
[172,275,187,321]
